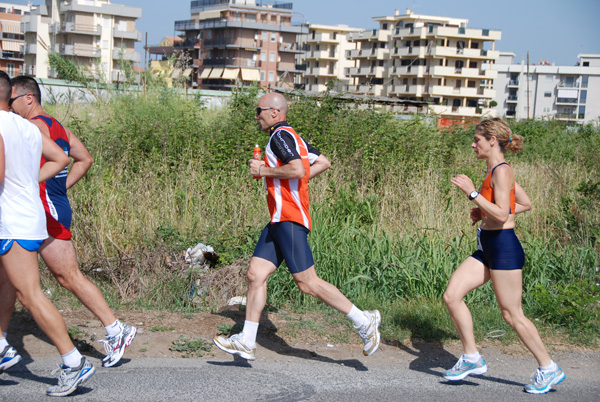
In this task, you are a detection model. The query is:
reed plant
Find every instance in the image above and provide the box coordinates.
[40,87,599,345]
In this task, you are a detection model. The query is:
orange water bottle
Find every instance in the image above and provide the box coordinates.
[252,144,262,179]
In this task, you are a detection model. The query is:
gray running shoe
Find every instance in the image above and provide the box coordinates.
[357,310,381,356]
[99,323,137,367]
[524,365,566,394]
[213,333,256,360]
[0,345,22,373]
[444,355,488,381]
[46,357,96,397]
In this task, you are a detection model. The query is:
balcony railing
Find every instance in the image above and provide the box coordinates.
[558,81,580,88]
[508,80,519,86]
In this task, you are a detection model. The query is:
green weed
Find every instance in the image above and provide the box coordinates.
[169,336,213,358]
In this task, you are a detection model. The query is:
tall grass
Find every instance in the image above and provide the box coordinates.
[41,87,599,344]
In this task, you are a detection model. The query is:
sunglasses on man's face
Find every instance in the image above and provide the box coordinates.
[9,93,29,107]
[256,107,279,115]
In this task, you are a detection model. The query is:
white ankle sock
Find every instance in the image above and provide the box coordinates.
[105,320,121,337]
[540,361,557,372]
[241,320,259,345]
[347,305,369,328]
[61,348,83,368]
[0,337,9,349]
[463,352,481,363]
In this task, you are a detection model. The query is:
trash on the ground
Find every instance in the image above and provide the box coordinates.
[327,344,334,348]
[227,296,247,306]
[185,242,219,269]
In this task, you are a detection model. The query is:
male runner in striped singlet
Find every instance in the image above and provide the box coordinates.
[214,93,381,360]
[0,76,136,369]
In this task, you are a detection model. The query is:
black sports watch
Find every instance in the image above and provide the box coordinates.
[468,190,479,200]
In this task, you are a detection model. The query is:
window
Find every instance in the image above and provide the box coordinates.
[544,91,551,97]
[260,52,266,61]
[314,77,318,84]
[269,52,275,62]
[580,90,587,103]
[260,71,265,81]
[543,107,550,113]
[262,32,267,41]
[468,80,476,88]
[469,61,477,69]
[268,71,274,82]
[271,33,276,42]
[382,23,388,30]
[6,63,15,77]
[333,32,337,40]
[583,61,589,67]
[545,75,553,82]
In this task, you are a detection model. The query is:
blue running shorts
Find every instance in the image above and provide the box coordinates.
[471,228,525,270]
[0,239,44,255]
[253,221,314,274]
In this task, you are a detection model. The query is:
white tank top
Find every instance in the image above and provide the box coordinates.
[0,111,48,240]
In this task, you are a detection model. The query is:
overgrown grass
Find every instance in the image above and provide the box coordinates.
[39,86,600,347]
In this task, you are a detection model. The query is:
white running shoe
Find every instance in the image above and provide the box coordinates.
[0,345,22,373]
[46,357,96,397]
[213,333,256,360]
[357,310,381,356]
[99,323,137,367]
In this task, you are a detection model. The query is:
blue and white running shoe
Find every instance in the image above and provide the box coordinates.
[0,345,22,373]
[444,355,488,381]
[524,365,566,394]
[46,357,96,397]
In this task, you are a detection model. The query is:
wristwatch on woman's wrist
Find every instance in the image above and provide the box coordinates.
[468,190,479,200]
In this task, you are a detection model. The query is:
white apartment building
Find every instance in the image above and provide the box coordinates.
[299,24,361,93]
[345,9,501,122]
[21,0,142,83]
[0,2,31,77]
[493,53,600,124]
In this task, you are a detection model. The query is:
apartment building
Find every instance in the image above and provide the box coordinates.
[493,52,600,124]
[0,2,31,77]
[299,24,361,93]
[345,9,501,121]
[21,0,142,83]
[175,0,306,89]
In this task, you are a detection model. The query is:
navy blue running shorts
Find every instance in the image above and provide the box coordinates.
[471,228,525,270]
[253,221,314,274]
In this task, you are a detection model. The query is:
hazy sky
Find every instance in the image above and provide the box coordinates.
[10,0,600,66]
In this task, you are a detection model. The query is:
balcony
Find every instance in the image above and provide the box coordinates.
[349,84,376,95]
[507,95,518,103]
[556,97,578,105]
[203,58,258,68]
[429,26,501,41]
[279,43,303,53]
[391,65,427,77]
[392,26,427,39]
[555,113,579,120]
[52,22,102,36]
[307,32,338,43]
[59,44,100,58]
[305,66,336,77]
[347,65,385,78]
[203,38,260,50]
[113,49,141,63]
[306,50,338,60]
[347,29,390,42]
[392,46,426,58]
[508,79,519,87]
[113,28,142,41]
[429,66,491,78]
[428,46,499,60]
[346,47,388,59]
[174,18,306,34]
[506,110,516,118]
[389,84,422,96]
[24,43,37,55]
[430,85,494,98]
[558,81,580,88]
[429,104,495,118]
[59,1,141,19]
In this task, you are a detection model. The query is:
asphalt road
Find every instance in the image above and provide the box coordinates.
[1,348,598,401]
